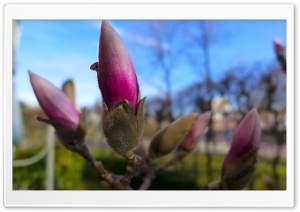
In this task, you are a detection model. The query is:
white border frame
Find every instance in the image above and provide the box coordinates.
[3,3,294,207]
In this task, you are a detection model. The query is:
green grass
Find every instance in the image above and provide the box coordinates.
[13,145,286,190]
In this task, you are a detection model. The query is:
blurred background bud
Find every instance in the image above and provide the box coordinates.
[273,38,285,53]
[220,108,261,190]
[273,38,286,72]
[222,108,261,170]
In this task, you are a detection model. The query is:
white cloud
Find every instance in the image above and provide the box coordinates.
[139,82,162,98]
[126,32,170,50]
[93,20,170,50]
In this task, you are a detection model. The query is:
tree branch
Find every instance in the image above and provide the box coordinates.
[76,143,130,190]
[139,155,181,190]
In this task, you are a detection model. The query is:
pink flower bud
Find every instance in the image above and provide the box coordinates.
[273,38,285,52]
[98,20,139,112]
[29,71,80,131]
[179,112,211,152]
[223,108,261,170]
[273,38,286,72]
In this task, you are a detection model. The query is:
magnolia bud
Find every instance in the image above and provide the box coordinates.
[221,108,261,190]
[178,112,211,152]
[29,71,85,152]
[98,20,139,112]
[273,38,286,72]
[29,71,80,131]
[97,20,145,157]
[147,113,199,161]
[273,38,285,53]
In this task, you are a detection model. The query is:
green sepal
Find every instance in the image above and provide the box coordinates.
[102,100,139,157]
[136,97,146,137]
[220,148,259,190]
[36,116,86,153]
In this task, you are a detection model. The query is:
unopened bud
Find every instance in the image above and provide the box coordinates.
[97,20,139,112]
[147,113,199,161]
[221,108,261,190]
[29,71,86,152]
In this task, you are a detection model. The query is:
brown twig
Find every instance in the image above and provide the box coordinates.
[139,155,181,190]
[120,151,145,186]
[75,143,184,190]
[76,144,130,190]
[139,166,156,190]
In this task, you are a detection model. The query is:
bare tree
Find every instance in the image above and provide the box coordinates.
[257,64,286,189]
[146,21,184,125]
[220,62,286,189]
[185,20,221,182]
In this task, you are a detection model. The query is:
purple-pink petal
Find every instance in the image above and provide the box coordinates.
[180,112,211,151]
[223,108,261,169]
[29,71,80,131]
[273,38,284,51]
[98,20,139,112]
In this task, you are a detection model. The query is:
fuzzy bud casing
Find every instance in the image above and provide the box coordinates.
[147,113,199,161]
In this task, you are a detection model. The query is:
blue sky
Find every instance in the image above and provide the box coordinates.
[14,20,286,107]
